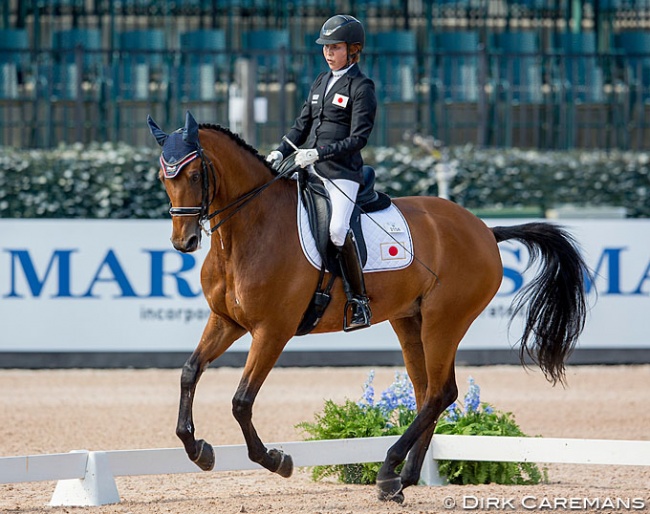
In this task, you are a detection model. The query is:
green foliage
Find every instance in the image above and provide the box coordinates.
[0,142,166,218]
[1,143,648,218]
[435,405,546,485]
[297,373,546,486]
[365,145,650,218]
[296,371,415,484]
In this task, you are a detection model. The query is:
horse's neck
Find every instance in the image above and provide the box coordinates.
[208,144,296,252]
[210,182,297,268]
[216,149,271,201]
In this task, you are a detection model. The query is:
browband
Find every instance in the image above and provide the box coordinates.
[160,150,199,178]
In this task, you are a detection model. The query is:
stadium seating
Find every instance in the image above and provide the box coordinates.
[241,29,290,74]
[115,29,166,101]
[0,29,28,99]
[370,30,417,102]
[614,31,650,103]
[429,30,481,103]
[178,29,227,101]
[489,31,543,104]
[553,31,604,103]
[50,29,102,100]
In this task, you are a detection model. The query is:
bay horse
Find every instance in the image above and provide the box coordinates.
[147,112,589,503]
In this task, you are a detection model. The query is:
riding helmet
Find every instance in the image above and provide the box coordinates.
[316,14,365,49]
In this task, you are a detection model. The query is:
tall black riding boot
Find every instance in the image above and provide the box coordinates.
[337,232,372,331]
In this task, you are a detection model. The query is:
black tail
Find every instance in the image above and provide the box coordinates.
[492,222,590,385]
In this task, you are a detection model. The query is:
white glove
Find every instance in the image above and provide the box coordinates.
[266,150,283,170]
[295,149,319,168]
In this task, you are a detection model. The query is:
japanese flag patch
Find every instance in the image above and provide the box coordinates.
[380,242,407,261]
[332,93,349,108]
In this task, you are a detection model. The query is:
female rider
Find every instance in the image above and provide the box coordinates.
[266,14,377,331]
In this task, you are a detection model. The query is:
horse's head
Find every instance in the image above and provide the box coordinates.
[148,111,213,253]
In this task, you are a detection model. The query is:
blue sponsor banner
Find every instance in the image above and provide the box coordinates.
[1,219,648,352]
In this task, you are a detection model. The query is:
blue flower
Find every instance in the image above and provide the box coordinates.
[359,370,376,407]
[359,370,417,423]
[357,373,495,431]
[464,377,481,414]
[376,371,416,414]
[443,402,460,422]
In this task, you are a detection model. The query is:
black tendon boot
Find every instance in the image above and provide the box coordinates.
[337,232,372,331]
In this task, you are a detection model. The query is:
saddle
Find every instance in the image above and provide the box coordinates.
[298,165,391,272]
[283,161,391,336]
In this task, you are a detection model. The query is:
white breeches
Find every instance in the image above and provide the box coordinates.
[321,177,360,247]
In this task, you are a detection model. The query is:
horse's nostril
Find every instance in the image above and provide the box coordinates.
[187,234,199,251]
[171,233,200,253]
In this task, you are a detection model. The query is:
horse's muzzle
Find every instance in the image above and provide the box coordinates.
[172,233,201,253]
[170,221,202,253]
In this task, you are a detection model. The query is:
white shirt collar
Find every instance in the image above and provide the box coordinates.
[331,64,353,78]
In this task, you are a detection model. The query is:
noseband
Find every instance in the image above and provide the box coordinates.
[164,141,291,236]
[166,145,215,221]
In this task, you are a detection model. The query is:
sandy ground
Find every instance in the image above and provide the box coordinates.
[0,365,648,513]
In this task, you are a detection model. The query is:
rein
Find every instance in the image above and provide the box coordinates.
[169,144,291,236]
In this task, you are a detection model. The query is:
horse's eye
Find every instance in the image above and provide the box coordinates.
[189,173,201,184]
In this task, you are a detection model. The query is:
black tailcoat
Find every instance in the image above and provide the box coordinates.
[276,63,377,184]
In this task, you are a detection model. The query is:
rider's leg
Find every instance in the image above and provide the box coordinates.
[337,230,372,330]
[324,178,372,330]
[323,177,358,247]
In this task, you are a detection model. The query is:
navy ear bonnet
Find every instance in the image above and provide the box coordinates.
[157,130,199,179]
[147,112,201,178]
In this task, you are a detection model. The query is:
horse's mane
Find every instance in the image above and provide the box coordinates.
[199,123,275,172]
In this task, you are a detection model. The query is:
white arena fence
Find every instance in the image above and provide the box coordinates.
[1,435,648,507]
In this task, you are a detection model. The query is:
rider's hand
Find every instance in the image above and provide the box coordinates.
[295,149,319,168]
[266,150,283,170]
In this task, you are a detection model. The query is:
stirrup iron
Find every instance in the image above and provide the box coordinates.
[344,296,371,332]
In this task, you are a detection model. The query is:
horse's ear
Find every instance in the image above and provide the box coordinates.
[147,115,168,147]
[183,111,199,145]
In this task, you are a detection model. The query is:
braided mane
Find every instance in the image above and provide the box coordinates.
[198,123,273,171]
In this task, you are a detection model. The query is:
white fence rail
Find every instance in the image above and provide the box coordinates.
[1,436,649,507]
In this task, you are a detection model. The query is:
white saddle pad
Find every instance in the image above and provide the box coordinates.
[297,195,414,273]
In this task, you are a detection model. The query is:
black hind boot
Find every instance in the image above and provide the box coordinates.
[337,232,372,331]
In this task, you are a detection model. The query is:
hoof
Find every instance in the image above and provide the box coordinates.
[376,477,404,504]
[269,449,293,478]
[192,439,215,471]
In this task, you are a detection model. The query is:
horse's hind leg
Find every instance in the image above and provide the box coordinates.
[377,316,461,502]
[399,368,457,489]
[377,363,458,502]
[397,322,458,491]
[388,316,433,490]
[176,313,246,470]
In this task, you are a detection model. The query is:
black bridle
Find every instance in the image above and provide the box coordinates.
[167,142,291,236]
[167,144,215,221]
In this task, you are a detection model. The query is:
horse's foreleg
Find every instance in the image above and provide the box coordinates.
[176,314,246,470]
[177,352,214,469]
[231,335,293,478]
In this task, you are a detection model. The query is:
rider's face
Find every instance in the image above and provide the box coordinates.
[322,43,348,71]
